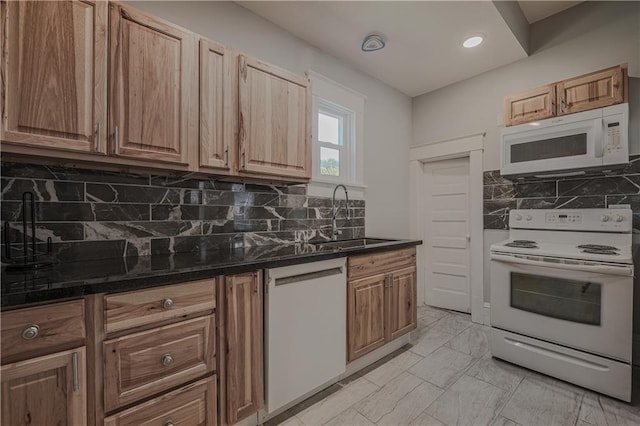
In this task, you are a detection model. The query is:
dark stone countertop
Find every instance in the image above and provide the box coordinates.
[1,238,422,309]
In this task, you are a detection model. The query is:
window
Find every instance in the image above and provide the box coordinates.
[309,71,365,189]
[318,105,348,178]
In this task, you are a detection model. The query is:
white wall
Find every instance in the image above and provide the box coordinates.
[412,1,640,303]
[126,1,413,239]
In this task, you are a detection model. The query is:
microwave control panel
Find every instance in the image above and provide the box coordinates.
[605,122,622,153]
[603,104,627,159]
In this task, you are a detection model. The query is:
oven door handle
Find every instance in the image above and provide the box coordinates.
[491,253,633,276]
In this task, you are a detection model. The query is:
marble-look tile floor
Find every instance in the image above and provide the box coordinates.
[268,305,640,426]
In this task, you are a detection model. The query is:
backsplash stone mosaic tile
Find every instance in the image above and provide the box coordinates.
[1,162,364,262]
[483,154,640,230]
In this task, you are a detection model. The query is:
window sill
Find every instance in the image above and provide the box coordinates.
[308,179,367,200]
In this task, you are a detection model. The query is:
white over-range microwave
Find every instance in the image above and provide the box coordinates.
[501,103,629,177]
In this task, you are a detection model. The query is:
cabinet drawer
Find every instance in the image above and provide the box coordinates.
[104,280,215,334]
[348,247,416,280]
[104,376,217,426]
[104,315,216,411]
[1,300,85,363]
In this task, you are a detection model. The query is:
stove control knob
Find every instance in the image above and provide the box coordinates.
[615,215,625,222]
[514,214,522,221]
[601,214,611,222]
[525,214,532,221]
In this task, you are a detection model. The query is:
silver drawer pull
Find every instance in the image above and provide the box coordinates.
[161,354,174,367]
[22,324,40,340]
[162,298,174,309]
[164,422,175,426]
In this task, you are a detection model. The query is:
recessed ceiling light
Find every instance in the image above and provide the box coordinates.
[463,35,483,48]
[529,122,541,126]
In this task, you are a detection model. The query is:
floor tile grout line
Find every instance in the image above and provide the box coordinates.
[310,377,379,426]
[353,379,425,424]
[573,393,586,426]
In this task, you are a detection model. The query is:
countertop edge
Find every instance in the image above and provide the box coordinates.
[2,240,422,309]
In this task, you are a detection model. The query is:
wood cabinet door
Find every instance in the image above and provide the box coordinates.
[388,267,417,341]
[238,55,311,180]
[1,347,87,426]
[200,38,233,173]
[1,1,107,154]
[347,273,387,362]
[109,3,196,165]
[557,66,624,115]
[504,84,556,127]
[223,273,264,424]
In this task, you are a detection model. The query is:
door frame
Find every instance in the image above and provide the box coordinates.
[409,133,484,324]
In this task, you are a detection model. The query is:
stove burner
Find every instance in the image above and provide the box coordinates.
[577,244,620,251]
[505,240,539,249]
[582,249,619,256]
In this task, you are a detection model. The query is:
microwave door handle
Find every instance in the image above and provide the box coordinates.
[594,119,605,158]
[491,253,633,276]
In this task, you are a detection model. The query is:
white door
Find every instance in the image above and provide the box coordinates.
[423,157,471,312]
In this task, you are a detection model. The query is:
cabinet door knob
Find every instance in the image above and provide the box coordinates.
[161,354,174,367]
[164,422,175,426]
[162,298,174,309]
[22,324,40,340]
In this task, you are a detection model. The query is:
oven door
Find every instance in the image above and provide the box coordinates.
[501,110,603,176]
[490,253,632,362]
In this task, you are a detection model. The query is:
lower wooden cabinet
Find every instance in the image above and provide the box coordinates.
[103,376,216,426]
[218,272,264,425]
[1,347,87,426]
[103,315,216,412]
[388,267,418,341]
[347,273,388,360]
[347,249,417,363]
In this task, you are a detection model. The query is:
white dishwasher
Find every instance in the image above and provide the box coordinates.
[265,258,347,415]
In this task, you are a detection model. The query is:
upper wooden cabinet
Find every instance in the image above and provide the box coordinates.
[238,55,312,180]
[1,0,107,154]
[1,347,87,426]
[108,3,196,165]
[1,1,312,182]
[504,64,627,127]
[347,248,418,363]
[504,84,556,127]
[557,66,624,115]
[219,272,264,425]
[199,38,234,173]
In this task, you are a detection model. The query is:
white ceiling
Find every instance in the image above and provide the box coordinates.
[518,1,583,23]
[239,1,585,97]
[239,1,529,97]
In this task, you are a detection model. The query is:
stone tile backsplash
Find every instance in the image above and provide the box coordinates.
[1,162,364,262]
[484,154,640,230]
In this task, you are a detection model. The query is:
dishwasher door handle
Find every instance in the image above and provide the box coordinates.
[273,267,344,287]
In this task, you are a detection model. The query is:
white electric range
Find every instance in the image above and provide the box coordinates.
[489,208,634,401]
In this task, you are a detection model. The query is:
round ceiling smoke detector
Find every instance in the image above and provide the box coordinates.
[361,33,386,52]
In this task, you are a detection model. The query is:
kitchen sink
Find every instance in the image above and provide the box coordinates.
[313,238,396,250]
